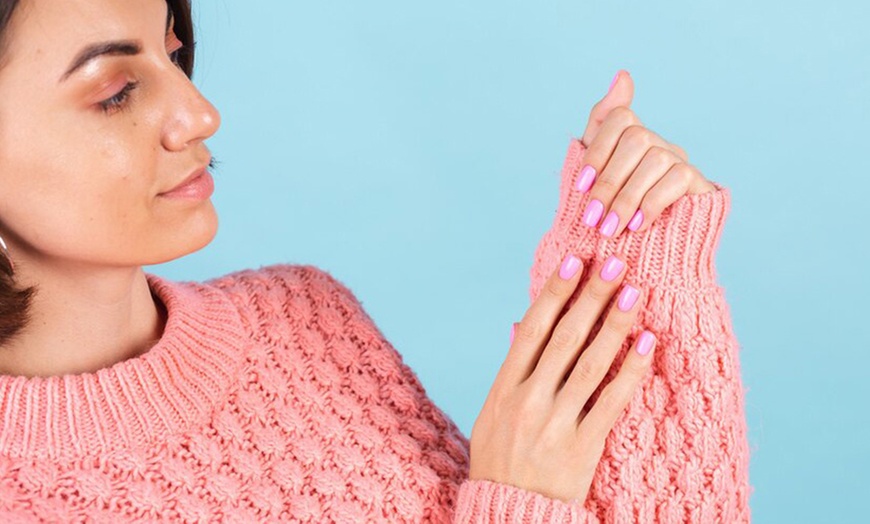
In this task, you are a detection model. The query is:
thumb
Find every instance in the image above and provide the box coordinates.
[580,69,635,147]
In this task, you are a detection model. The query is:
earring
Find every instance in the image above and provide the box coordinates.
[0,235,14,273]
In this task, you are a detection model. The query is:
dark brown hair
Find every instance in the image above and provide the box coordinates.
[0,0,196,347]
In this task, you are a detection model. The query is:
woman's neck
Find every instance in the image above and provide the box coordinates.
[0,266,166,378]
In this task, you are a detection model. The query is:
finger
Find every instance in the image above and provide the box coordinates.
[496,253,586,389]
[579,70,635,149]
[550,280,644,428]
[602,145,681,238]
[579,123,676,233]
[527,254,628,394]
[629,162,696,233]
[575,329,657,443]
[575,105,640,194]
[666,141,689,163]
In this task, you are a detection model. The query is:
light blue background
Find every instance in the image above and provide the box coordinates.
[147,1,870,521]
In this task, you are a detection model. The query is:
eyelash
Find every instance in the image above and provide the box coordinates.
[98,46,185,115]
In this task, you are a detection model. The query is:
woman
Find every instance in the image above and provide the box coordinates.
[0,0,751,522]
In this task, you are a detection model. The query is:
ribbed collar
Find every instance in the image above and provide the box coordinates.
[0,272,249,460]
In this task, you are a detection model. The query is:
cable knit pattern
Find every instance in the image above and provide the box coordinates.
[526,137,753,522]
[0,136,750,523]
[0,263,590,523]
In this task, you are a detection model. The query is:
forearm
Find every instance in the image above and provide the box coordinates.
[527,137,752,522]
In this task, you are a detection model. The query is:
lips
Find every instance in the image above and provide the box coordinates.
[160,163,209,195]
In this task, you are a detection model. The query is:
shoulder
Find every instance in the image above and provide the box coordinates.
[205,263,362,308]
[201,262,377,337]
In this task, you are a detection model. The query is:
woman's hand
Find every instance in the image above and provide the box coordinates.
[468,252,657,504]
[575,70,717,238]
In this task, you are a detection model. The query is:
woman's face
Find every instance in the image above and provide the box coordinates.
[0,0,221,276]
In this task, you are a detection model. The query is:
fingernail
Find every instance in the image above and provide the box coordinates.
[582,199,605,227]
[627,209,644,231]
[608,71,619,93]
[559,254,582,280]
[575,165,596,192]
[636,330,656,356]
[600,255,625,282]
[617,284,640,311]
[510,322,517,344]
[599,211,619,237]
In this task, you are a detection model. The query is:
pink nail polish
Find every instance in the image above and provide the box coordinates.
[510,323,517,344]
[559,254,582,280]
[599,211,619,237]
[575,165,596,192]
[627,209,644,231]
[608,71,619,93]
[636,330,656,356]
[582,199,605,227]
[600,255,625,282]
[617,284,639,311]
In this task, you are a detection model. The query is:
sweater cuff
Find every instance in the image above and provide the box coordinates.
[548,137,731,289]
[453,479,600,523]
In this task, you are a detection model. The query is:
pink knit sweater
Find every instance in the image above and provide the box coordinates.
[0,137,751,523]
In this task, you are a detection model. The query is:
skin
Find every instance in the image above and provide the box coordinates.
[469,71,718,503]
[0,0,220,377]
[577,70,717,238]
[0,0,718,508]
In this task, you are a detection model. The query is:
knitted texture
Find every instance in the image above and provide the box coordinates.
[0,265,593,523]
[0,136,751,523]
[526,138,753,522]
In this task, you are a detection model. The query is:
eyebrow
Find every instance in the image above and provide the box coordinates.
[58,7,174,83]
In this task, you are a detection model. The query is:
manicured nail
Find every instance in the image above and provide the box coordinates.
[627,209,644,231]
[636,330,656,356]
[575,165,596,192]
[617,284,640,311]
[559,254,582,280]
[600,255,625,282]
[582,199,605,227]
[599,211,619,237]
[608,71,620,93]
[510,322,517,344]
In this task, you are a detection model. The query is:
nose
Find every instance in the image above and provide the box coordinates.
[162,70,222,151]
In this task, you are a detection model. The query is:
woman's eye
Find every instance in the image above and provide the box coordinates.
[96,45,184,115]
[98,81,140,114]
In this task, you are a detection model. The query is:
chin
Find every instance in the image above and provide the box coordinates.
[149,204,219,265]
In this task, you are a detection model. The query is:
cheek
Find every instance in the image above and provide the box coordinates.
[2,143,157,255]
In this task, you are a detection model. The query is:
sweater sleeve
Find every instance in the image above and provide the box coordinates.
[527,137,753,522]
[312,270,601,523]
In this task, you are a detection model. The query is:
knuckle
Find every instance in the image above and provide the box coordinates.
[643,189,666,213]
[608,196,635,221]
[515,320,544,344]
[627,350,653,375]
[595,384,629,414]
[586,280,615,302]
[516,384,551,418]
[592,177,619,196]
[647,145,674,167]
[623,125,652,147]
[670,142,688,161]
[619,357,649,383]
[672,162,693,185]
[549,326,578,353]
[607,105,636,126]
[573,356,603,384]
[544,277,568,299]
[604,307,634,333]
[538,419,565,451]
